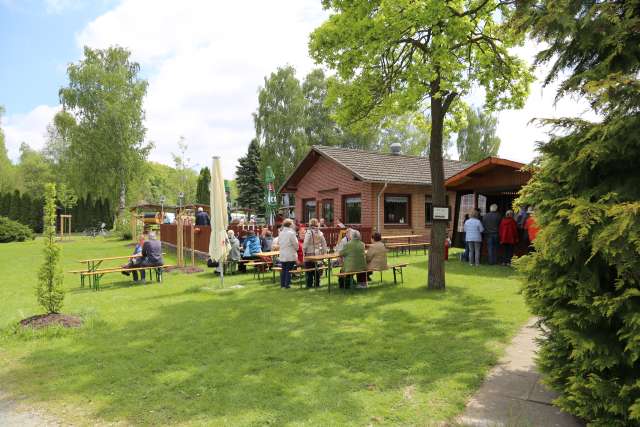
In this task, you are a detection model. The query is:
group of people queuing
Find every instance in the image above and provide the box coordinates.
[462,204,539,267]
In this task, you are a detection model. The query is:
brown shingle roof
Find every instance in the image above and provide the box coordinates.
[312,145,473,186]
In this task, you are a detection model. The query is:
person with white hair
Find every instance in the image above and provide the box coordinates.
[138,231,164,282]
[339,229,368,288]
[227,229,241,262]
[482,203,502,265]
[195,206,210,226]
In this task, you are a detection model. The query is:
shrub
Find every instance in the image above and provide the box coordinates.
[516,113,640,426]
[113,214,132,240]
[36,184,65,314]
[0,216,34,242]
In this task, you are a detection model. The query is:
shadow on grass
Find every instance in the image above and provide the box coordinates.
[1,279,512,425]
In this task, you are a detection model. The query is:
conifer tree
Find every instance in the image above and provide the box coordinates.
[514,1,640,424]
[195,167,211,205]
[235,139,264,213]
[36,183,64,314]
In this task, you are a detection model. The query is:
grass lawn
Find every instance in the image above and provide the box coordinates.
[0,237,529,426]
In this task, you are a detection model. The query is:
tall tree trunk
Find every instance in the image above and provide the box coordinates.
[118,177,126,219]
[427,96,447,290]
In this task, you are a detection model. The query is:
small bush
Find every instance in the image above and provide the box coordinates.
[0,216,34,242]
[113,214,132,240]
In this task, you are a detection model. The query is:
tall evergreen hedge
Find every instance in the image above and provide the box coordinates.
[0,190,113,233]
[517,113,640,425]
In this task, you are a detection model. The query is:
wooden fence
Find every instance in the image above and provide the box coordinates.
[160,224,372,253]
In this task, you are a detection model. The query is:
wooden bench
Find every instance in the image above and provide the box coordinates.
[333,263,408,292]
[272,266,328,288]
[80,265,173,291]
[246,261,271,280]
[385,242,430,256]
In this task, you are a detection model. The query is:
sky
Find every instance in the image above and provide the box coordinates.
[1,0,596,179]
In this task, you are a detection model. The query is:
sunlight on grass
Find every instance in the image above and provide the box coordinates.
[0,237,529,425]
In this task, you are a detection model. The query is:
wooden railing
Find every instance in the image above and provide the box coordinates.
[160,224,372,253]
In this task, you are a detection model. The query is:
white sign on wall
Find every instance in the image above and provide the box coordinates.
[433,206,450,221]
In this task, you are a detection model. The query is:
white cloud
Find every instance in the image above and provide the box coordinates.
[75,0,328,178]
[3,4,598,179]
[3,104,60,160]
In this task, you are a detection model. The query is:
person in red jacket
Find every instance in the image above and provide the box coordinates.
[499,210,519,265]
[524,208,540,246]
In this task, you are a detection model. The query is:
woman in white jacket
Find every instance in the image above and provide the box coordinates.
[277,219,299,289]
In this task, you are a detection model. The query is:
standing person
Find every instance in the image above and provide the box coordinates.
[336,218,346,229]
[195,207,210,226]
[277,219,298,289]
[303,218,328,288]
[464,211,484,266]
[524,208,540,246]
[227,230,242,269]
[139,232,164,282]
[499,210,519,266]
[340,229,368,288]
[319,218,327,228]
[122,234,145,282]
[461,213,470,262]
[482,204,502,265]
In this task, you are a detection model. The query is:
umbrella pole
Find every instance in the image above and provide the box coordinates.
[220,259,224,288]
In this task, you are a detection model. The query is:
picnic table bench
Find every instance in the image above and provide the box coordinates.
[272,265,329,288]
[381,234,424,255]
[334,263,408,292]
[70,253,167,290]
[80,264,173,291]
[385,242,430,256]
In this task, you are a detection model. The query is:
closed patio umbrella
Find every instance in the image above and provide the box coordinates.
[209,156,230,286]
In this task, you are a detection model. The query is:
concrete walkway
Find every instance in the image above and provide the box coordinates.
[0,391,60,427]
[458,318,584,427]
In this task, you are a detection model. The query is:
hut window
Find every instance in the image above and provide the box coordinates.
[303,199,316,223]
[384,195,410,225]
[344,196,361,224]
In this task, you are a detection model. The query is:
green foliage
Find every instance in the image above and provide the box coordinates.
[456,107,501,161]
[514,1,640,424]
[0,106,18,194]
[0,237,530,425]
[514,0,640,113]
[235,139,263,212]
[59,46,150,215]
[310,0,532,289]
[0,216,33,242]
[17,143,54,200]
[36,183,64,314]
[196,167,211,205]
[254,66,309,190]
[56,183,77,214]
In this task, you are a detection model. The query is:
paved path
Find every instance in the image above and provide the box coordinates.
[0,391,60,427]
[458,318,584,427]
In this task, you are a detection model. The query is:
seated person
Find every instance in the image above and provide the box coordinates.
[138,231,164,282]
[366,232,388,272]
[122,234,145,282]
[339,229,367,288]
[261,229,274,252]
[238,230,262,272]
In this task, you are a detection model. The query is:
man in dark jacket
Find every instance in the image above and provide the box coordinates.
[195,207,210,226]
[482,204,502,265]
[139,232,164,282]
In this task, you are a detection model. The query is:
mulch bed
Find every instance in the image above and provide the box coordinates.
[20,313,83,329]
